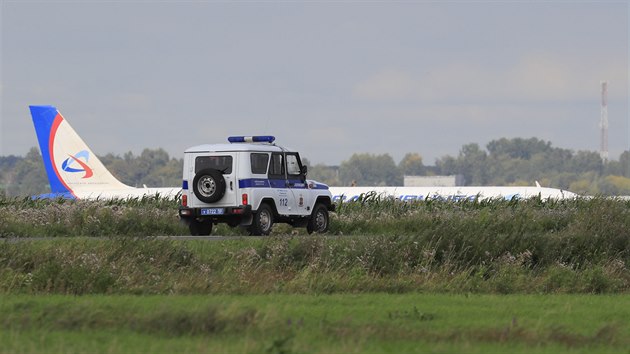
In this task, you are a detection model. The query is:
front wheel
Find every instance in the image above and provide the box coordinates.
[248,204,274,236]
[307,203,329,234]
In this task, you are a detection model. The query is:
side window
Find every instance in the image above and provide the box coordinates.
[250,153,269,174]
[195,156,233,174]
[269,153,285,178]
[286,154,302,177]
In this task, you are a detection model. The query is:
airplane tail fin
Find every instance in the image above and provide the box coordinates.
[29,105,129,198]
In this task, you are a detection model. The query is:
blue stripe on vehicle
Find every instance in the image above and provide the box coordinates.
[182,180,188,190]
[239,178,271,188]
[238,178,329,190]
[270,179,287,188]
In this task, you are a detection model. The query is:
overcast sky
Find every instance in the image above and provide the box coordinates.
[1,1,628,165]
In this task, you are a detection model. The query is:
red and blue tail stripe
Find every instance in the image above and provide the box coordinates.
[29,105,76,199]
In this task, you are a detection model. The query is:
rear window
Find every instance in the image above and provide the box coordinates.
[250,153,269,174]
[195,156,233,174]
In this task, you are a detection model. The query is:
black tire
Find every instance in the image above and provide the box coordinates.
[189,219,213,236]
[248,203,274,236]
[192,168,226,203]
[307,203,329,234]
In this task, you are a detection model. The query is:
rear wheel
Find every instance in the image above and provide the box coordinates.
[248,204,274,236]
[189,219,213,236]
[307,203,329,234]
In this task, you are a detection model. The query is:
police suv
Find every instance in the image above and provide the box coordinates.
[178,136,335,236]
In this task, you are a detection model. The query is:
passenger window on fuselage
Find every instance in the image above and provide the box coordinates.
[269,153,285,178]
[195,156,233,174]
[250,153,269,174]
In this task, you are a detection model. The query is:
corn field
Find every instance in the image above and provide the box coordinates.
[1,195,629,294]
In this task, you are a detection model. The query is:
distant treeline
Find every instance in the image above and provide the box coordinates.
[2,137,630,197]
[308,137,630,196]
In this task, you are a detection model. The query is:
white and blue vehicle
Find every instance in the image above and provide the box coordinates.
[178,136,335,236]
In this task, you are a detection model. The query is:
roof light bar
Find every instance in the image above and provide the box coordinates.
[228,136,275,143]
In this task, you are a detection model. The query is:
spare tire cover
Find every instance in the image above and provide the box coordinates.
[192,168,226,203]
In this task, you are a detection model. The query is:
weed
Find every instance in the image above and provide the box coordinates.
[2,196,630,294]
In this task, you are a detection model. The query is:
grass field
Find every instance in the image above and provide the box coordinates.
[1,294,629,353]
[1,235,628,295]
[1,195,629,352]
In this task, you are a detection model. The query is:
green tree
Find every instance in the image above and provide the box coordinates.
[569,151,603,174]
[100,152,135,185]
[0,155,21,195]
[9,148,49,196]
[605,151,630,177]
[302,158,341,186]
[486,137,551,159]
[435,144,488,186]
[398,153,425,176]
[598,175,630,195]
[309,164,340,186]
[100,149,182,187]
[144,157,183,187]
[339,153,401,186]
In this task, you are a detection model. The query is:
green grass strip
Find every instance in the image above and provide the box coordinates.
[1,294,629,353]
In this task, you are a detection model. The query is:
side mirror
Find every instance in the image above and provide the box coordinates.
[301,165,308,175]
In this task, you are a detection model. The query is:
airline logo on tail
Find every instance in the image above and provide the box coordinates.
[61,150,94,178]
[30,104,147,199]
[30,105,129,198]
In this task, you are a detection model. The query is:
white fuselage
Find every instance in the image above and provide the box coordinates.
[69,185,576,202]
[328,185,576,202]
[71,187,182,200]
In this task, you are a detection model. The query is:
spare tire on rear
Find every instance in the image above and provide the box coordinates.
[192,168,226,203]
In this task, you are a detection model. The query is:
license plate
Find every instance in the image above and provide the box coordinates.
[201,208,224,215]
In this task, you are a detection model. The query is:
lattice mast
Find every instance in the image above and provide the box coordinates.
[600,81,609,162]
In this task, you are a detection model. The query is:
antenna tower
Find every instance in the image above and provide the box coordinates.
[600,81,609,162]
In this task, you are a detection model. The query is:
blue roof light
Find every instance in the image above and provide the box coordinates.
[228,136,275,143]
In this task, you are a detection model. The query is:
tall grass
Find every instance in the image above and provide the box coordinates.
[1,195,629,294]
[0,235,628,295]
[0,195,187,237]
